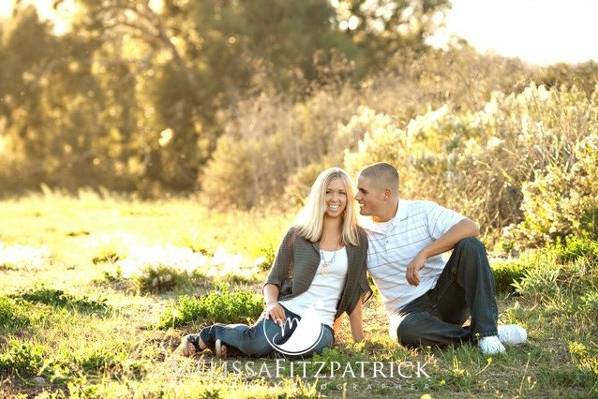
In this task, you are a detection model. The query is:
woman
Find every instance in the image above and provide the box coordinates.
[179,167,371,358]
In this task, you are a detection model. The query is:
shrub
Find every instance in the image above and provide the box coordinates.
[500,240,598,299]
[552,236,598,264]
[13,287,111,315]
[0,340,73,384]
[342,84,596,246]
[579,291,598,318]
[70,348,127,375]
[511,267,561,298]
[0,341,46,377]
[491,261,526,293]
[199,48,542,210]
[506,134,598,248]
[87,233,133,265]
[568,341,598,375]
[132,265,190,294]
[0,296,30,332]
[157,287,263,329]
[255,246,276,273]
[200,88,361,210]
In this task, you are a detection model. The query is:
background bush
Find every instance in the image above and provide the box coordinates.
[342,84,597,244]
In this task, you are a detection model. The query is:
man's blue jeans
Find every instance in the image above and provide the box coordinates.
[199,305,335,357]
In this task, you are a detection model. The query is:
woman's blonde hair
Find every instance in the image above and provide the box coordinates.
[294,167,359,246]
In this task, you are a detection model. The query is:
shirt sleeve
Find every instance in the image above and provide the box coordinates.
[425,201,466,240]
[264,228,295,288]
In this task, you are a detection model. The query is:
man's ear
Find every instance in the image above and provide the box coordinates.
[384,188,392,200]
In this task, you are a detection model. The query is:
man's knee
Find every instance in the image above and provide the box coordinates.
[397,313,425,347]
[456,237,485,252]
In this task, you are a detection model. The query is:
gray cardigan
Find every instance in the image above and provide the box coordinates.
[265,226,372,319]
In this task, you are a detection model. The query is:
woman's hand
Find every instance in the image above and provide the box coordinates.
[264,302,285,326]
[262,283,284,326]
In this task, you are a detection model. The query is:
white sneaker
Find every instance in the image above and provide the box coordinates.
[479,336,506,355]
[497,324,527,346]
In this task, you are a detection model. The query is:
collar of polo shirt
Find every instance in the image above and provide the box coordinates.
[364,199,410,234]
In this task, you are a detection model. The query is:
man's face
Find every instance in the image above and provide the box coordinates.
[355,175,387,217]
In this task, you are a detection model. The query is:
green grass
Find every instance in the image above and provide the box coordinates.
[157,287,264,330]
[0,193,596,398]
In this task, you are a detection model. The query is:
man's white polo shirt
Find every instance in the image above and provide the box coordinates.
[361,199,465,340]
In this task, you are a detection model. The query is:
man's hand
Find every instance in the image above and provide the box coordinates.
[406,251,427,286]
[264,302,285,327]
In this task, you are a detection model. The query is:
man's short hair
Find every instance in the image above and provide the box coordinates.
[359,163,399,194]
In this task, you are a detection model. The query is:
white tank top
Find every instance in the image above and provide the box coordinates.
[279,247,348,327]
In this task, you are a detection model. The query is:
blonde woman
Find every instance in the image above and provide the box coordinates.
[179,167,371,358]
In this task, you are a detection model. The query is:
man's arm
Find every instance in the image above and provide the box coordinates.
[406,218,480,286]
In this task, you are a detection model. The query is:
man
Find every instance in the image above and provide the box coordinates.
[355,162,527,355]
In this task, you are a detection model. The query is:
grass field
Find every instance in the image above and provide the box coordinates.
[1,192,596,398]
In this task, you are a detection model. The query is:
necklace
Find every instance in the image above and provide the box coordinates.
[320,249,337,267]
[319,249,338,276]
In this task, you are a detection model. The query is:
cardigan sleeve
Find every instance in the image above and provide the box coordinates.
[264,227,295,289]
[358,227,372,303]
[345,267,373,316]
[345,229,373,315]
[358,269,373,304]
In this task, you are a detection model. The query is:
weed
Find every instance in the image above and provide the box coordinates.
[12,287,111,315]
[491,261,526,293]
[0,296,30,332]
[157,286,263,329]
[132,265,190,294]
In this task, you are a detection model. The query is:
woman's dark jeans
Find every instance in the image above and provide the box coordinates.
[199,305,334,357]
[396,237,499,347]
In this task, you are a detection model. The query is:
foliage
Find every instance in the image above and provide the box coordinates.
[568,341,598,376]
[131,264,190,294]
[342,84,597,243]
[0,0,450,196]
[0,341,72,383]
[510,243,598,301]
[0,296,30,332]
[0,341,47,377]
[13,287,111,315]
[505,134,598,248]
[491,261,526,294]
[157,287,263,329]
[551,236,598,264]
[255,246,276,273]
[1,196,597,397]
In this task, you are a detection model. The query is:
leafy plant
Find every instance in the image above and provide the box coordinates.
[0,341,47,377]
[13,287,111,315]
[491,261,526,293]
[157,286,263,329]
[256,246,276,273]
[0,296,30,332]
[132,265,190,294]
[552,236,598,264]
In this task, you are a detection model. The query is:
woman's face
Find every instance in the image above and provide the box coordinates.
[324,178,348,219]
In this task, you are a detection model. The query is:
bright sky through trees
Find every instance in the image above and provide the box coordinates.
[0,0,596,65]
[430,0,598,65]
